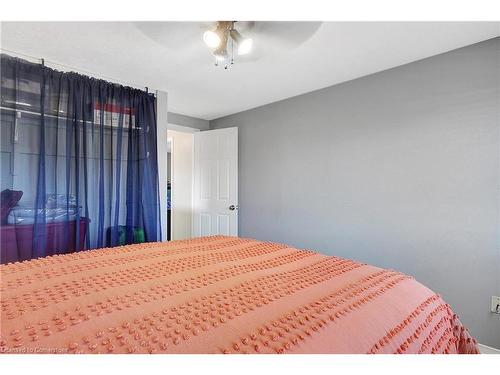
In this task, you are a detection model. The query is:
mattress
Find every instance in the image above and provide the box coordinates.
[0,236,479,354]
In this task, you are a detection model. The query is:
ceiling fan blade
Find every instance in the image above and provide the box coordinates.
[133,22,214,51]
[229,22,322,63]
[237,21,322,47]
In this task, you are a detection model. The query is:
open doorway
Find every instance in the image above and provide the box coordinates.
[166,125,197,240]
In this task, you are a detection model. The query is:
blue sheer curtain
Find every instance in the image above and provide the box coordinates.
[0,54,161,262]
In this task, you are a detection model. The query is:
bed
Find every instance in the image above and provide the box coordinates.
[0,236,479,354]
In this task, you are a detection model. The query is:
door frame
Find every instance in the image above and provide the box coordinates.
[167,123,199,241]
[167,136,173,240]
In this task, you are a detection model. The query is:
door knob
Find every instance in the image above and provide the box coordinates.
[229,205,239,211]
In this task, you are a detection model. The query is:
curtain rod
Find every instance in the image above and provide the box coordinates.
[0,48,161,96]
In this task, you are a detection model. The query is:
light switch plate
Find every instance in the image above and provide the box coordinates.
[491,296,500,314]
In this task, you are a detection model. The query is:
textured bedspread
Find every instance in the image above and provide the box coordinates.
[0,236,479,354]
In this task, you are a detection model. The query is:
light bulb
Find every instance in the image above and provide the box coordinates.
[229,29,253,56]
[214,51,227,61]
[237,38,253,55]
[203,30,221,49]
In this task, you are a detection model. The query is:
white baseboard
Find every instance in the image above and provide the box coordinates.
[478,343,500,354]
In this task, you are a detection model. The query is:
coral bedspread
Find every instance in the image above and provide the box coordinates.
[0,236,478,354]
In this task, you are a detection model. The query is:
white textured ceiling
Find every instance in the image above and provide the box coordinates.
[1,22,499,120]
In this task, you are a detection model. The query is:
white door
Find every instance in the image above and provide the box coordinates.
[193,127,238,237]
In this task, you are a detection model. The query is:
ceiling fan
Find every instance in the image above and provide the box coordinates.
[133,21,323,68]
[203,21,253,69]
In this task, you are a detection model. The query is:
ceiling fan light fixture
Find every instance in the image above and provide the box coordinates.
[205,21,252,68]
[203,30,221,49]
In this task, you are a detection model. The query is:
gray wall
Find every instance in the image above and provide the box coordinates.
[168,111,209,130]
[210,38,500,348]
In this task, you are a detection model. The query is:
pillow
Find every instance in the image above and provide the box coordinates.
[1,189,23,224]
